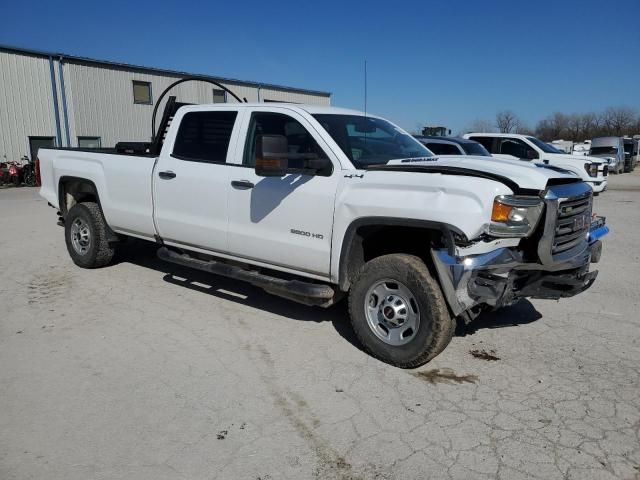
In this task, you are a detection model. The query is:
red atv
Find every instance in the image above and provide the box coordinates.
[6,161,23,186]
[0,157,29,187]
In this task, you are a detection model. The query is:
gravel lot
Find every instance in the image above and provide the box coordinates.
[1,173,639,480]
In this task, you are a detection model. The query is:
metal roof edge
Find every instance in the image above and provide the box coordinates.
[0,43,331,97]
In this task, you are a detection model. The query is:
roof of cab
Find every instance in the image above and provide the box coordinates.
[181,103,375,117]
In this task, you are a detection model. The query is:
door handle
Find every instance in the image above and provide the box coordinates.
[231,180,255,189]
[158,170,176,179]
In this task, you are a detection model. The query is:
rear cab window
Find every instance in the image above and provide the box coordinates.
[468,136,496,153]
[172,110,238,163]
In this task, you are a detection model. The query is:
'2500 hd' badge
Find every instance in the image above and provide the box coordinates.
[291,229,324,240]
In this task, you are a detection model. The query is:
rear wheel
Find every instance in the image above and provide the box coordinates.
[348,254,454,368]
[65,202,115,268]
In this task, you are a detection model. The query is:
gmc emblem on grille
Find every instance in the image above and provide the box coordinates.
[573,214,588,231]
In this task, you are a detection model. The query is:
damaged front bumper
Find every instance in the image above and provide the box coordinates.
[432,216,608,319]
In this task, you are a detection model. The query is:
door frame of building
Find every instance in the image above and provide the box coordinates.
[28,136,57,161]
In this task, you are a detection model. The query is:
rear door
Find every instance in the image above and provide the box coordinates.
[153,107,243,253]
[226,107,340,277]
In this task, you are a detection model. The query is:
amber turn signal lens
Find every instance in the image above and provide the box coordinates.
[491,201,512,222]
[256,158,280,168]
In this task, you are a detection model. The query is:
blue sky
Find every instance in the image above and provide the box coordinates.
[2,0,639,133]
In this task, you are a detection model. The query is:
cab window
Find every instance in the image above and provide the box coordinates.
[243,112,332,175]
[172,111,237,163]
[468,136,496,153]
[499,138,538,160]
[425,142,461,155]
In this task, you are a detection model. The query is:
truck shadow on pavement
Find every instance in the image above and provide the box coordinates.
[457,301,543,336]
[114,240,543,352]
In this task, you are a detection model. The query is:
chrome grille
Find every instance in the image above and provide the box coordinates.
[553,194,592,254]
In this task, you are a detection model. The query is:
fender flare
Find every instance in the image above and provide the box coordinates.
[57,176,119,242]
[337,216,465,291]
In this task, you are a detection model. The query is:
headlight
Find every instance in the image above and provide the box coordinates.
[584,163,598,177]
[488,196,544,237]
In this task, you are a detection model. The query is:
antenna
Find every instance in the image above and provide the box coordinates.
[364,60,368,117]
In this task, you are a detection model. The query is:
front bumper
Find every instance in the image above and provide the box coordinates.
[587,179,607,193]
[432,214,608,318]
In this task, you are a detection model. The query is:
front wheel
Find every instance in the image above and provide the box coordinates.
[64,202,115,268]
[348,254,454,368]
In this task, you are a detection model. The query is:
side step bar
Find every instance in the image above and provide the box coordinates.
[157,247,336,307]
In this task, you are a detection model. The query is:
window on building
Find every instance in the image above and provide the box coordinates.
[212,89,226,103]
[133,81,152,104]
[172,111,238,163]
[78,137,102,148]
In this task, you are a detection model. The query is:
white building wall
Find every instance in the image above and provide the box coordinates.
[0,51,59,161]
[260,87,332,105]
[0,48,331,157]
[63,62,330,147]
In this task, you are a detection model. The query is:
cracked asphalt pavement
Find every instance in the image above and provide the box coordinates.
[1,172,639,480]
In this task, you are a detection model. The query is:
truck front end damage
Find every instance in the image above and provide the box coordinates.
[431,182,608,320]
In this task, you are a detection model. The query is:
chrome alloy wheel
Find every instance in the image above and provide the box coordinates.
[70,217,91,255]
[364,279,420,346]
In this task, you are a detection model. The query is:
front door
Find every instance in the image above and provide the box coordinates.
[153,107,242,253]
[226,109,340,277]
[28,136,56,160]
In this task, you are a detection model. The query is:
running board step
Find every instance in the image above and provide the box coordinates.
[157,247,336,307]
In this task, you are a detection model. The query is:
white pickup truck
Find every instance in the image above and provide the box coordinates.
[463,133,608,193]
[39,101,608,368]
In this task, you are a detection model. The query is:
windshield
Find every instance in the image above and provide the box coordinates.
[312,114,433,168]
[590,146,617,155]
[624,142,633,154]
[526,136,563,154]
[461,142,491,156]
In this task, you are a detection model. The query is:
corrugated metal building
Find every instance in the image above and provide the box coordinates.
[0,45,331,162]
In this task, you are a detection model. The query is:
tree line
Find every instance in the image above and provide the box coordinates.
[465,107,640,142]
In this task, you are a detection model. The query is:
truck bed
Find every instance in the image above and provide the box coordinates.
[38,148,158,241]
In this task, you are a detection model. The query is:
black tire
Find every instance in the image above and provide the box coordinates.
[64,202,115,268]
[348,254,454,368]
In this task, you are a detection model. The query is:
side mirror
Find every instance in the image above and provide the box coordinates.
[255,135,289,177]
